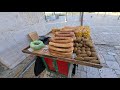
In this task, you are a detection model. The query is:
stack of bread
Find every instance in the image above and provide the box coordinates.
[51,28,61,35]
[49,27,76,58]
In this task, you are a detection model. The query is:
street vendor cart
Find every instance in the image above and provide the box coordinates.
[22,26,102,78]
[22,13,102,78]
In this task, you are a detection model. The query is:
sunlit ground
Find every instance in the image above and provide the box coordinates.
[45,12,120,16]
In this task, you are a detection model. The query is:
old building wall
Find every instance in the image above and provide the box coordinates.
[0,12,48,69]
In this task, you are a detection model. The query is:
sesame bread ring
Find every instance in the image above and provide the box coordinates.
[50,52,72,58]
[48,45,74,52]
[55,31,74,34]
[49,38,73,43]
[53,37,73,40]
[63,26,79,29]
[49,49,73,55]
[49,42,73,48]
[60,30,75,33]
[49,37,73,43]
[59,31,74,33]
[60,28,74,32]
[55,33,75,37]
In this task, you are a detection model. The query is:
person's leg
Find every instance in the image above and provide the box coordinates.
[72,64,78,75]
[34,56,45,76]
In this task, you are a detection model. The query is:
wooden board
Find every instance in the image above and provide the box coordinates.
[22,45,102,68]
[28,32,39,41]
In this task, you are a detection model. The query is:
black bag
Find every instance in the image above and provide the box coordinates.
[34,56,45,76]
[39,36,50,45]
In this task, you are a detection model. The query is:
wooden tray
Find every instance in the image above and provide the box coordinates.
[22,45,102,68]
[22,28,102,68]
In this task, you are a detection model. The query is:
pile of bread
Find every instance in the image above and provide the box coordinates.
[48,26,100,64]
[49,27,76,58]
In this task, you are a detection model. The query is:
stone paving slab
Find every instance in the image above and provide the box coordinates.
[86,67,101,78]
[114,54,120,66]
[114,46,120,50]
[114,69,120,75]
[80,71,87,78]
[75,72,81,78]
[77,65,85,72]
[106,61,120,70]
[107,52,116,56]
[99,68,118,78]
[102,54,116,61]
[117,75,120,78]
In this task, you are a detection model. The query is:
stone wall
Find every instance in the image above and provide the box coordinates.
[0,12,48,69]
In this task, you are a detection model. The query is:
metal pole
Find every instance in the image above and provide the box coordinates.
[104,12,106,16]
[79,12,81,22]
[65,12,67,22]
[53,12,55,15]
[118,15,120,20]
[81,12,84,26]
[44,12,47,22]
[97,12,99,15]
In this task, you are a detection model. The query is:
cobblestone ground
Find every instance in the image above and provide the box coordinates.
[1,13,120,78]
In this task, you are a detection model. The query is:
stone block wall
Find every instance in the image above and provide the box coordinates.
[0,12,48,69]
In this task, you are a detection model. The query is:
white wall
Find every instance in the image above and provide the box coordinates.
[0,12,48,69]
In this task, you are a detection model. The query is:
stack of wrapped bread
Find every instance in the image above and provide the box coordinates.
[49,27,76,58]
